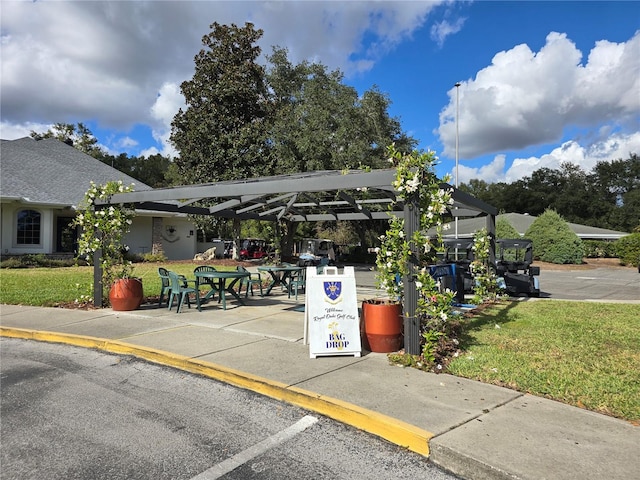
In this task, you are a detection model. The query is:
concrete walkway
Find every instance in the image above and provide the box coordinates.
[1,289,639,480]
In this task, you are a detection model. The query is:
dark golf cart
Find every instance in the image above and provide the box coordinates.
[495,239,540,296]
[438,239,476,294]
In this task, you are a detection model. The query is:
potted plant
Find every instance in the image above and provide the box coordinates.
[73,180,142,310]
[365,145,455,359]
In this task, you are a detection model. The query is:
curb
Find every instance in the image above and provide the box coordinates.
[1,327,433,456]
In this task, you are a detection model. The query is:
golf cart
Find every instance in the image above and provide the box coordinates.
[239,238,273,260]
[495,239,540,296]
[297,238,336,267]
[438,239,476,294]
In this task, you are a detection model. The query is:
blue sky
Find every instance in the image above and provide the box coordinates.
[1,1,638,184]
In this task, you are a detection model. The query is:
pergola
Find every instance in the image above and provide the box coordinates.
[96,168,497,354]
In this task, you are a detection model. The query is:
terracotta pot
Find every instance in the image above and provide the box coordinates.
[361,299,403,353]
[109,278,143,311]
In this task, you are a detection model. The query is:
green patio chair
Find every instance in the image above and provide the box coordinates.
[194,265,219,301]
[158,267,190,308]
[288,268,306,301]
[167,271,197,313]
[237,265,263,297]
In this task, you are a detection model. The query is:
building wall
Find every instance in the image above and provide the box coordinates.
[1,203,56,255]
[150,216,197,260]
[0,202,196,260]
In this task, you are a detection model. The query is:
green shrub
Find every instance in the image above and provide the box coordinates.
[496,217,521,240]
[583,240,618,258]
[141,252,168,262]
[614,233,640,267]
[525,209,584,264]
[0,254,77,269]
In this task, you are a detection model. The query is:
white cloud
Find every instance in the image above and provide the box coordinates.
[0,121,52,140]
[438,31,640,159]
[115,137,138,149]
[456,154,506,185]
[0,1,444,155]
[430,17,466,48]
[148,82,184,158]
[454,131,640,184]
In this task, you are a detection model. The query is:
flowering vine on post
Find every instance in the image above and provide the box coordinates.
[470,227,501,303]
[72,181,135,306]
[376,145,459,370]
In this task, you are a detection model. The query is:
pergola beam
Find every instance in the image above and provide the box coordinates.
[94,168,497,357]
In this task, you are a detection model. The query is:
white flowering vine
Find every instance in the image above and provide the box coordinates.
[470,227,501,303]
[376,145,458,367]
[72,181,135,305]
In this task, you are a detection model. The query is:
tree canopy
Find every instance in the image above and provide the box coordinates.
[170,22,271,185]
[460,154,639,233]
[30,123,174,188]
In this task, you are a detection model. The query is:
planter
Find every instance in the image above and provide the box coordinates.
[361,299,403,353]
[109,278,143,311]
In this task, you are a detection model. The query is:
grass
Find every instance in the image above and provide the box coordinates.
[0,262,234,306]
[448,300,640,423]
[1,264,639,423]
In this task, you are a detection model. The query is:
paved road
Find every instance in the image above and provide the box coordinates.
[1,338,459,480]
[352,264,639,302]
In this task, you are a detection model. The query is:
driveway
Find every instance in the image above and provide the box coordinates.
[352,262,639,303]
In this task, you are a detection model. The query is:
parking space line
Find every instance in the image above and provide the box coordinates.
[190,415,318,479]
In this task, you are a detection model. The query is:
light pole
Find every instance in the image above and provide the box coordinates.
[454,82,461,242]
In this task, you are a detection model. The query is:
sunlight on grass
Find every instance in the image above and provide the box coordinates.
[448,300,640,422]
[0,262,235,306]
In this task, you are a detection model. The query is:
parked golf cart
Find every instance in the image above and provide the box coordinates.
[438,239,476,294]
[297,238,336,266]
[495,239,540,296]
[239,238,273,260]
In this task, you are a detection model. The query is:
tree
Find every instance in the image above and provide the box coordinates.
[525,209,584,264]
[496,217,521,239]
[589,154,640,232]
[171,22,271,185]
[31,122,102,157]
[170,22,271,253]
[266,47,414,173]
[462,153,638,233]
[131,154,173,188]
[265,47,415,251]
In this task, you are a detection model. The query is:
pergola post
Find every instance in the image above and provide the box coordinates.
[93,230,103,307]
[486,213,496,266]
[403,198,421,355]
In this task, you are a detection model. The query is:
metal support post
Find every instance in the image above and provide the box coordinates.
[403,198,421,355]
[93,230,103,308]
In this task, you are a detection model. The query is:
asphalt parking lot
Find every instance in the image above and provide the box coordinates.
[352,264,639,303]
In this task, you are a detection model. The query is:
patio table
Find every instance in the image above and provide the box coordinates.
[257,265,303,296]
[194,270,249,311]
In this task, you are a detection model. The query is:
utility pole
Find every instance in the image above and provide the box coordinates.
[454,82,461,261]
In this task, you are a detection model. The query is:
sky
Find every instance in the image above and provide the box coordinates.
[1,1,639,184]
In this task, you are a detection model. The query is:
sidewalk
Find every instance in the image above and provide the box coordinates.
[1,293,638,480]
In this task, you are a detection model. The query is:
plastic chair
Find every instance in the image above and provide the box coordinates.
[158,267,190,307]
[237,265,263,297]
[167,271,196,313]
[194,265,218,292]
[288,268,306,300]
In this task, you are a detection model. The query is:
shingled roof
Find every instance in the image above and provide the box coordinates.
[439,212,629,240]
[0,137,150,207]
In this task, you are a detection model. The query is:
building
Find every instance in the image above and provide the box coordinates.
[0,137,196,260]
[440,212,629,241]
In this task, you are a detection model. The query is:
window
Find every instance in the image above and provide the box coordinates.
[17,209,41,245]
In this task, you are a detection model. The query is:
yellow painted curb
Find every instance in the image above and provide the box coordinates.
[1,327,432,456]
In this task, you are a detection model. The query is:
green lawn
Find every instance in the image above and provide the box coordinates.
[1,265,639,423]
[0,262,231,306]
[448,300,640,423]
